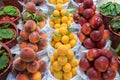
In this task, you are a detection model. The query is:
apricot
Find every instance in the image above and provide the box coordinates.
[81,23,92,35]
[20,47,35,62]
[58,56,68,66]
[53,50,59,60]
[29,31,40,43]
[13,57,26,71]
[27,60,40,73]
[50,56,55,64]
[26,2,36,13]
[53,61,62,71]
[19,41,28,50]
[27,43,38,52]
[102,67,116,80]
[72,67,77,76]
[79,57,91,71]
[86,49,99,61]
[86,67,100,80]
[54,71,63,79]
[57,45,68,56]
[77,32,86,42]
[20,29,29,40]
[83,38,95,49]
[90,30,102,41]
[16,73,29,80]
[37,38,47,50]
[110,57,118,70]
[63,63,71,72]
[69,58,78,67]
[30,71,42,80]
[64,72,72,80]
[24,20,36,32]
[38,60,47,73]
[94,56,109,72]
[66,49,74,60]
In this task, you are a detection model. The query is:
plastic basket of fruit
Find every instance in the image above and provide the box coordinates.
[46,0,70,9]
[78,49,120,80]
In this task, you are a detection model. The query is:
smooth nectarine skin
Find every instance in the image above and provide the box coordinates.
[20,29,29,40]
[78,17,87,26]
[83,38,95,49]
[73,13,80,23]
[26,2,36,13]
[38,60,47,73]
[78,4,84,14]
[110,57,118,70]
[94,56,109,72]
[24,20,37,32]
[13,57,26,71]
[86,49,99,61]
[77,32,86,42]
[83,0,93,8]
[96,39,106,49]
[86,67,100,80]
[27,43,38,52]
[16,73,29,80]
[83,8,94,19]
[103,30,110,40]
[20,47,36,62]
[102,67,116,80]
[27,60,40,73]
[81,23,92,35]
[90,30,102,41]
[79,57,91,71]
[29,31,40,43]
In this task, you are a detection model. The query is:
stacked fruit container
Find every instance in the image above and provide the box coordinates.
[0,0,120,80]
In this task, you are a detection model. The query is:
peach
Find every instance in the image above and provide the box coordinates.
[30,71,42,80]
[20,29,29,40]
[20,47,36,62]
[94,56,109,72]
[19,41,28,50]
[86,67,101,80]
[37,38,47,50]
[81,23,92,35]
[39,31,47,39]
[38,60,47,73]
[110,57,118,70]
[78,4,84,14]
[26,2,36,13]
[77,32,86,42]
[96,39,106,49]
[99,24,105,34]
[36,26,40,34]
[92,5,96,11]
[83,8,95,19]
[38,20,46,28]
[83,38,95,49]
[79,57,91,71]
[24,20,37,32]
[86,49,99,61]
[103,30,110,40]
[16,73,29,80]
[78,17,87,26]
[99,49,113,59]
[29,31,40,43]
[27,43,38,52]
[90,30,102,41]
[102,67,116,80]
[27,60,40,73]
[13,57,26,71]
[83,0,93,8]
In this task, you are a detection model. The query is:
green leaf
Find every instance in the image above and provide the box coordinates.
[22,12,33,22]
[3,6,18,16]
[0,29,14,40]
[33,14,43,22]
[1,23,10,29]
[55,33,62,37]
[0,10,4,16]
[67,28,73,33]
[0,54,9,70]
[116,44,120,52]
[66,9,75,16]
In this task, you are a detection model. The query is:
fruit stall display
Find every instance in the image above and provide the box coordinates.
[0,0,120,80]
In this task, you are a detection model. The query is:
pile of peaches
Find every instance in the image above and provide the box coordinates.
[79,49,118,80]
[19,20,47,52]
[22,2,46,29]
[13,47,47,80]
[73,0,110,49]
